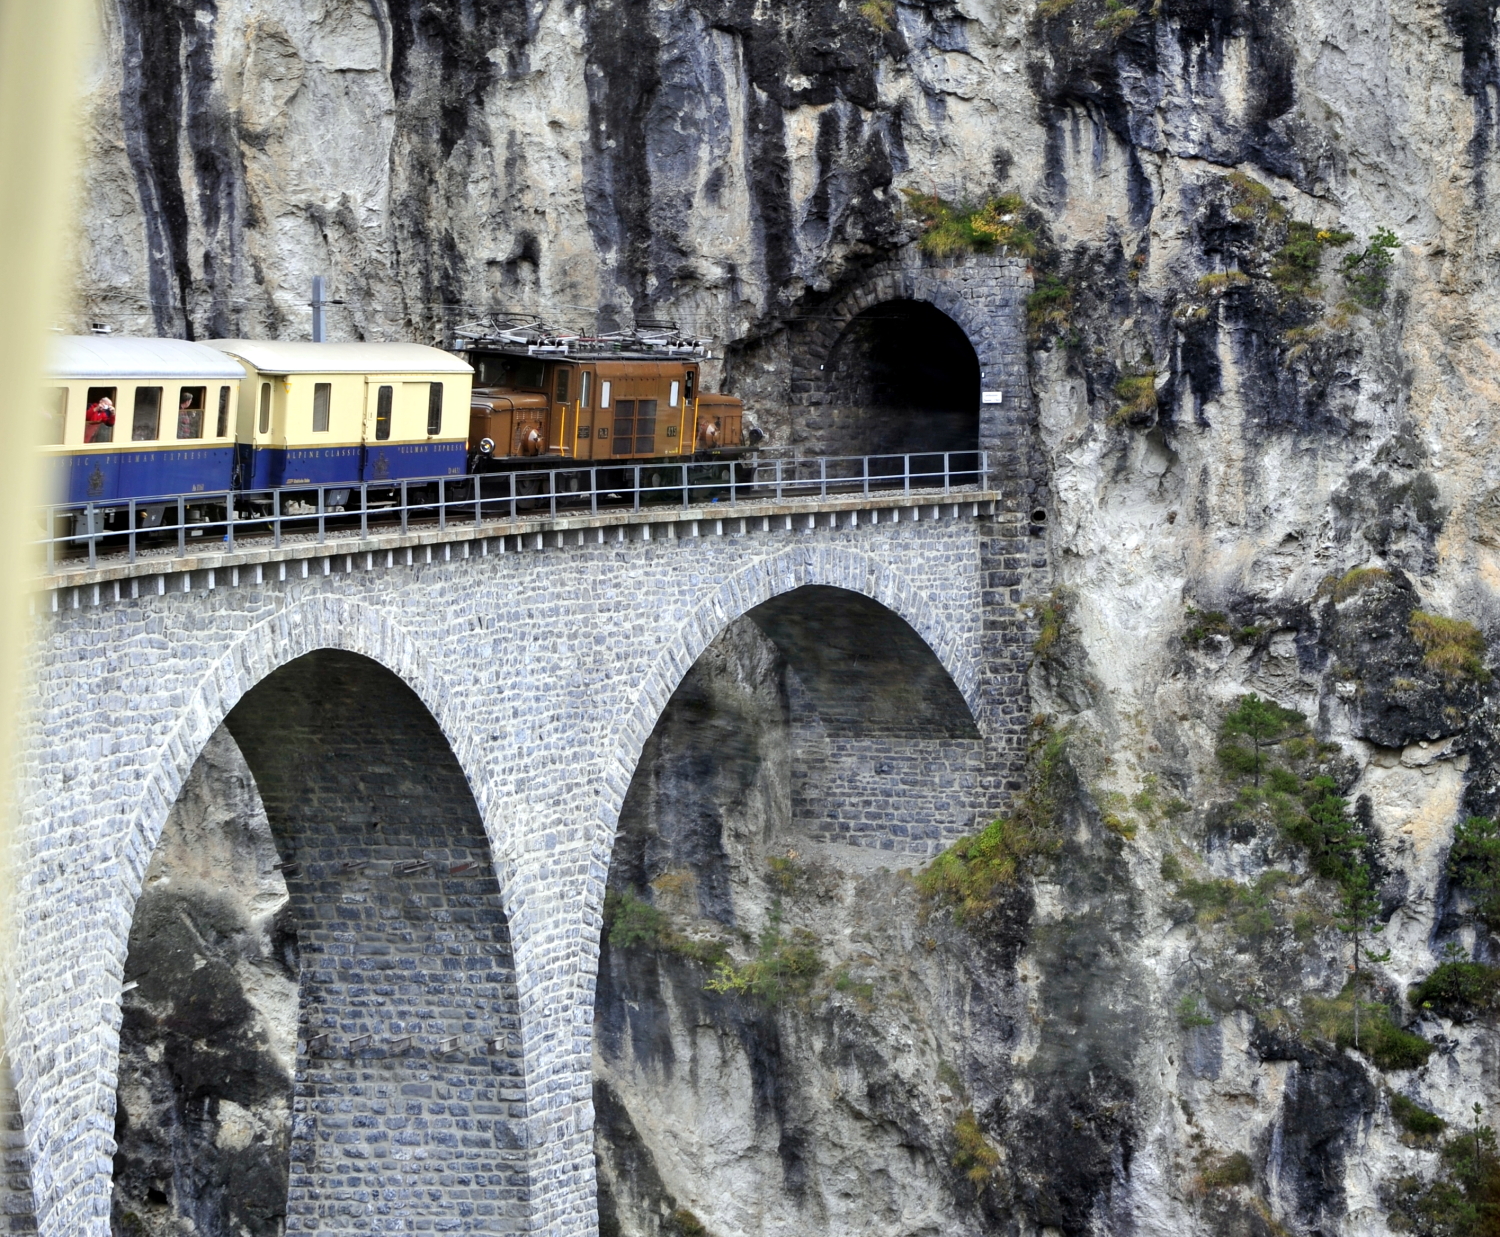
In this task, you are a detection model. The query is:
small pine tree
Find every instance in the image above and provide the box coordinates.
[1220,693,1305,785]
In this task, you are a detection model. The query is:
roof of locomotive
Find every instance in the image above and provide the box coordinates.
[461,342,706,363]
[203,339,474,376]
[48,335,248,381]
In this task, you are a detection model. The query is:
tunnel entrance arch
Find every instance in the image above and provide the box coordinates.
[110,650,526,1237]
[821,300,981,458]
[593,585,988,1236]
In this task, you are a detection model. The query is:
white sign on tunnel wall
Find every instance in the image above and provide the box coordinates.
[981,391,1003,404]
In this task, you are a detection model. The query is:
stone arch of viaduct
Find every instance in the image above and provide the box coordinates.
[8,511,1037,1236]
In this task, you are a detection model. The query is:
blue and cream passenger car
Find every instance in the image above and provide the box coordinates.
[204,340,473,489]
[43,336,245,503]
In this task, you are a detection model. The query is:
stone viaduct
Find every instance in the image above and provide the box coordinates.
[3,254,1044,1236]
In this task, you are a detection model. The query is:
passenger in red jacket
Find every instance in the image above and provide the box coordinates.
[84,395,115,443]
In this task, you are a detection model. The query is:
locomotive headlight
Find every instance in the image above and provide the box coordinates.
[478,437,495,456]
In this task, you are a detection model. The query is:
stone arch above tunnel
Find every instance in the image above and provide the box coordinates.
[786,249,1036,482]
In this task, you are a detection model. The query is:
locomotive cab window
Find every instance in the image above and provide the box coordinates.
[600,380,611,409]
[555,369,570,404]
[474,355,546,389]
[176,386,205,440]
[258,382,271,435]
[85,386,116,443]
[132,386,162,441]
[580,371,591,408]
[684,369,695,401]
[215,386,231,437]
[669,381,679,408]
[375,385,393,440]
[426,382,443,436]
[43,387,67,445]
[312,382,331,433]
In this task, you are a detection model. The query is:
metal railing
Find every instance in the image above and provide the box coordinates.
[38,450,990,572]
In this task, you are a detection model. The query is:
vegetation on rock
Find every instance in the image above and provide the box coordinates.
[1410,612,1490,683]
[1410,960,1500,1023]
[1449,817,1500,929]
[1304,984,1432,1071]
[1219,693,1305,786]
[900,189,1038,257]
[919,729,1065,923]
[1390,1092,1447,1143]
[952,1109,1001,1186]
[1387,1108,1500,1235]
[704,901,821,1004]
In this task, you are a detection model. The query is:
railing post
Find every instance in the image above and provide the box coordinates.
[45,508,54,574]
[128,499,137,563]
[317,487,326,544]
[591,469,598,516]
[361,483,369,538]
[400,481,409,534]
[729,460,737,505]
[473,473,482,527]
[775,459,783,502]
[509,471,516,521]
[681,463,689,510]
[943,452,950,494]
[903,454,910,496]
[225,492,234,550]
[820,456,827,500]
[438,478,447,531]
[981,449,989,490]
[177,497,185,556]
[273,488,282,549]
[633,466,641,513]
[549,468,557,519]
[85,503,96,568]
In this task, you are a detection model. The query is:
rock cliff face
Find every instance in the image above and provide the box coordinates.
[72,0,1500,1234]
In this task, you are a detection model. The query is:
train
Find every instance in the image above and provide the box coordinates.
[42,326,747,509]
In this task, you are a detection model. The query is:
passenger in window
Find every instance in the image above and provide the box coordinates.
[177,389,204,439]
[84,395,115,443]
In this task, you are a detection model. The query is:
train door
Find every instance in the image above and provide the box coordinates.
[361,378,397,482]
[575,367,597,460]
[551,365,576,457]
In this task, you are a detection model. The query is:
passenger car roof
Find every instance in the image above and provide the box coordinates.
[48,335,248,381]
[204,339,473,376]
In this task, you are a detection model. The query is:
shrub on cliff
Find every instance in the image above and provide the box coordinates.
[1218,693,1306,785]
[1449,817,1500,929]
[1410,612,1490,684]
[919,729,1065,923]
[1386,1108,1500,1236]
[1410,961,1500,1023]
[1304,986,1432,1071]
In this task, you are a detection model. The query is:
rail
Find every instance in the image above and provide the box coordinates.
[38,450,990,571]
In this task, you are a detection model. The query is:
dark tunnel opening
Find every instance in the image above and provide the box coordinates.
[823,300,981,458]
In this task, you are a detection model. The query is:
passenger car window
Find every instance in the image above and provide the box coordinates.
[132,386,162,441]
[43,387,67,445]
[258,382,271,434]
[427,383,443,436]
[312,382,331,433]
[376,385,393,440]
[216,386,231,437]
[176,386,205,439]
[85,386,116,443]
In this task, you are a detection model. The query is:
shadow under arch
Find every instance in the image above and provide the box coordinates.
[111,650,527,1236]
[821,298,980,458]
[592,585,988,1233]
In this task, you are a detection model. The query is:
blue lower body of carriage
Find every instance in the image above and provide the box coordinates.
[244,441,468,489]
[53,446,236,505]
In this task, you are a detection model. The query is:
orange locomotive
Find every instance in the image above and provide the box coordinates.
[454,324,745,471]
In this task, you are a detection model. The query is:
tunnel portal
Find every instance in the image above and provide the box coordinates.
[821,299,981,459]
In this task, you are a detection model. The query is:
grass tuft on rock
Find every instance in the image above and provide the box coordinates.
[1026,274,1073,342]
[919,730,1065,924]
[900,189,1038,257]
[952,1109,1001,1186]
[858,0,897,30]
[1196,1150,1254,1192]
[1303,985,1433,1071]
[1390,1091,1447,1142]
[1329,566,1391,602]
[1410,611,1490,683]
